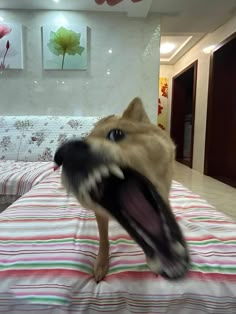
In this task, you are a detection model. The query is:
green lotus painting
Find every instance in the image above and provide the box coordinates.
[42,25,87,70]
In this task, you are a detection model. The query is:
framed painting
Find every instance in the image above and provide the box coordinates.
[158,77,168,130]
[0,23,23,70]
[42,25,87,70]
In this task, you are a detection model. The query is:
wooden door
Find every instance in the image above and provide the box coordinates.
[170,61,197,168]
[205,33,236,187]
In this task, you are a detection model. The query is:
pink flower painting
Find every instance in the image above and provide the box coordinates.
[0,24,12,39]
[0,23,23,70]
[95,0,143,5]
[0,25,11,69]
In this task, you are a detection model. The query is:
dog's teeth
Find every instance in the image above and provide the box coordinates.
[79,185,92,204]
[79,185,88,197]
[163,267,173,278]
[84,193,92,204]
[161,215,171,240]
[99,165,110,178]
[93,169,103,182]
[146,256,162,274]
[108,164,124,179]
[172,242,186,257]
[85,175,97,191]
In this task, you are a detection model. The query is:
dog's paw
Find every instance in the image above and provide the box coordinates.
[94,255,109,283]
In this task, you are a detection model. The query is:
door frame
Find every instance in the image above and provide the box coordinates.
[170,60,198,168]
[204,32,236,175]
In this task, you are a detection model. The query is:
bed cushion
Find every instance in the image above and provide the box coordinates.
[0,116,22,160]
[0,169,235,313]
[0,116,99,162]
[0,160,54,209]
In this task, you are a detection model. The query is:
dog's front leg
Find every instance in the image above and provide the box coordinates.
[94,212,109,282]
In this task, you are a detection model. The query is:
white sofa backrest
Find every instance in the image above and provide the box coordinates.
[0,116,100,161]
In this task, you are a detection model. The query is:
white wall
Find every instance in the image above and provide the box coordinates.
[169,14,236,173]
[0,10,160,122]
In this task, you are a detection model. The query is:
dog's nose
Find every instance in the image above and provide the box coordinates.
[54,140,90,168]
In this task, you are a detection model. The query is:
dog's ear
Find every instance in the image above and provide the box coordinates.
[122,97,151,123]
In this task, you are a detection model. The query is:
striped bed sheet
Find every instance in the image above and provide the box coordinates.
[0,160,55,207]
[0,169,235,313]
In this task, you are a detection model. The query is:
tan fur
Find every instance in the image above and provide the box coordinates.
[70,98,175,281]
[61,97,176,282]
[87,98,175,204]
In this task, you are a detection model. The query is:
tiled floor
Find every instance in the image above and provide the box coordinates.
[173,162,236,221]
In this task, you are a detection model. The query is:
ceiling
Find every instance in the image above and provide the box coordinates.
[1,0,236,64]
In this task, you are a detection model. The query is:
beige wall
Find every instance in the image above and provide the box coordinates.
[159,65,173,78]
[169,14,236,173]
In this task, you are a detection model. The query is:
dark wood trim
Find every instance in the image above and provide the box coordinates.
[190,60,198,168]
[170,62,197,138]
[212,31,236,53]
[204,48,215,174]
[170,60,198,168]
[170,77,175,138]
[170,76,175,138]
[204,32,236,175]
[172,60,198,81]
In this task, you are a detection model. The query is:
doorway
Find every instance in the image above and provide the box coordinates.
[170,61,197,168]
[205,32,236,188]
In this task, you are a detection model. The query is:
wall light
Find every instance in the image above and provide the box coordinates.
[160,42,176,54]
[202,45,216,54]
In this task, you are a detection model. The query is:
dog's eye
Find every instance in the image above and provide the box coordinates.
[107,129,125,142]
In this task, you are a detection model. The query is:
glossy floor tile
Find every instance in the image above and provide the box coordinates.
[173,162,236,221]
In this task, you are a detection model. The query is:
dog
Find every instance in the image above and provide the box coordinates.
[54,97,190,282]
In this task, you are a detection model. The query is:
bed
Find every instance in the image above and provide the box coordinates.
[0,160,55,211]
[0,168,235,313]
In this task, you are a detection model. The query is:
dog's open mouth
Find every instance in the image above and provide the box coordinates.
[76,165,190,279]
[54,140,189,279]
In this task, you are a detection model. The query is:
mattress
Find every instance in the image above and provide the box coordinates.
[0,169,235,313]
[0,160,55,208]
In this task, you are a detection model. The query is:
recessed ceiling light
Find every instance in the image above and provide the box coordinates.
[160,42,176,54]
[53,0,60,3]
[202,45,216,54]
[108,49,112,54]
[0,16,4,22]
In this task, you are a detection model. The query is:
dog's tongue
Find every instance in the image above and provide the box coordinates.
[119,179,161,237]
